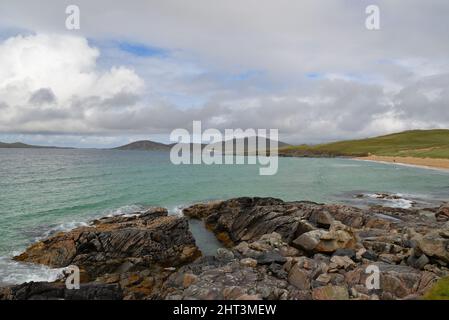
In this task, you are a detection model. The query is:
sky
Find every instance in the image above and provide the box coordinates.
[0,0,448,148]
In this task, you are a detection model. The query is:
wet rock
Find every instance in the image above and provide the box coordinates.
[14,208,200,280]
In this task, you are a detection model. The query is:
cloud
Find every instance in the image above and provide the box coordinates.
[29,88,56,105]
[0,1,449,146]
[0,34,145,134]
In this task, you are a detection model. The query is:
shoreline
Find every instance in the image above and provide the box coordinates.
[353,155,449,172]
[1,197,449,300]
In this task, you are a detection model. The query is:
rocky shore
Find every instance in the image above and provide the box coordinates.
[1,197,449,300]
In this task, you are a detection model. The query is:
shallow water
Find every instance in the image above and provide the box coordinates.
[1,148,448,285]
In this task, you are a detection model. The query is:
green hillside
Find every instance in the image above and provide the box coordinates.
[280,129,449,159]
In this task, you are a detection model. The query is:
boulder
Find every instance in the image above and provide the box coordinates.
[14,208,200,280]
[292,221,357,253]
[410,228,449,265]
[287,264,310,290]
[436,204,449,222]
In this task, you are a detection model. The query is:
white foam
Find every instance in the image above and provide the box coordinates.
[102,204,144,217]
[168,205,185,217]
[40,221,90,240]
[360,193,415,209]
[0,256,65,287]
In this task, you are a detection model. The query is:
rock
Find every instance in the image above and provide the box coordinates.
[6,197,447,301]
[215,248,234,261]
[312,285,349,300]
[182,201,224,219]
[14,208,200,280]
[295,220,316,237]
[407,254,430,270]
[309,210,334,228]
[1,281,123,300]
[345,263,439,299]
[330,256,356,270]
[162,256,291,300]
[436,204,449,222]
[288,264,310,290]
[292,221,357,253]
[411,228,449,265]
[183,273,198,288]
[256,251,287,265]
[333,248,356,260]
[315,273,332,285]
[292,230,325,251]
[361,250,378,261]
[240,258,257,268]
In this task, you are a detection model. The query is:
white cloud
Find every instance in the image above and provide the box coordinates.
[0,1,449,146]
[0,34,144,134]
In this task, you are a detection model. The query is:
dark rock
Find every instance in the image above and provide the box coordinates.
[256,251,287,265]
[333,249,356,260]
[1,281,123,300]
[407,254,430,270]
[362,250,378,261]
[14,208,200,280]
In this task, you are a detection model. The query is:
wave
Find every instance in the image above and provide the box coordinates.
[358,192,415,209]
[0,204,149,287]
[0,256,65,287]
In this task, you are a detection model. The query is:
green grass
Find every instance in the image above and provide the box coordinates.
[280,129,449,159]
[423,277,449,300]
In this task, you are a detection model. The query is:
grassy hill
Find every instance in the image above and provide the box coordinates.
[280,129,449,159]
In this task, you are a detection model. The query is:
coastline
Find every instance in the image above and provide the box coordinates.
[1,197,449,300]
[353,155,449,172]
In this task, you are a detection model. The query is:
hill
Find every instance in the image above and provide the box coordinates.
[0,141,67,149]
[114,137,288,154]
[279,129,449,159]
[209,137,290,155]
[113,140,170,151]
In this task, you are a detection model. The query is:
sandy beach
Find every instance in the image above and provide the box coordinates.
[355,155,449,170]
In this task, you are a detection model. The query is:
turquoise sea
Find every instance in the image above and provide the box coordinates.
[1,148,448,285]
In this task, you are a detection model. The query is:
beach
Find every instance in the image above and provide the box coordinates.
[355,155,449,171]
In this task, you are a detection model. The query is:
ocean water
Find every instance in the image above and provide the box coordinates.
[1,148,449,285]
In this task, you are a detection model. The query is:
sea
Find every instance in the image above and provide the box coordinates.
[1,148,448,285]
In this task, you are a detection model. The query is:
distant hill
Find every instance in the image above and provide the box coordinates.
[114,137,289,154]
[279,129,449,159]
[0,141,68,149]
[113,140,171,151]
[208,137,290,155]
